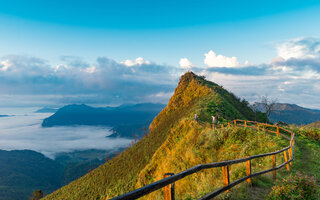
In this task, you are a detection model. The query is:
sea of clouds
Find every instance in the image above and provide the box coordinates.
[0,107,131,159]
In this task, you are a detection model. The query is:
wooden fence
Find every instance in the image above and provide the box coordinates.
[109,120,295,200]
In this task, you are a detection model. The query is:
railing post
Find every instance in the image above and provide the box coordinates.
[246,158,251,185]
[234,120,237,127]
[244,121,247,128]
[272,155,276,180]
[284,151,290,171]
[228,122,230,128]
[276,126,280,137]
[164,173,175,200]
[292,139,295,165]
[289,140,294,166]
[222,165,230,192]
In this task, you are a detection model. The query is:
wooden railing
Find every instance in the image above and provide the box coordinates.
[109,120,295,200]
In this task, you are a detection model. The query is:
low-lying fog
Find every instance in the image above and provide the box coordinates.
[0,107,132,159]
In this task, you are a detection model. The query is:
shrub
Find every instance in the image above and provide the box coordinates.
[267,172,318,200]
[289,121,320,141]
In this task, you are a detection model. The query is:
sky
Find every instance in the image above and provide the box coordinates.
[0,0,320,108]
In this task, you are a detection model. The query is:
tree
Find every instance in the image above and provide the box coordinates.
[261,95,278,120]
[30,190,43,200]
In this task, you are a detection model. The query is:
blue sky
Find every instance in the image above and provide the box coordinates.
[1,0,320,65]
[0,1,320,108]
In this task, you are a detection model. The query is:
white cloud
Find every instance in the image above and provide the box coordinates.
[276,37,320,60]
[54,64,69,73]
[83,66,97,74]
[179,58,194,70]
[121,57,151,67]
[0,59,12,72]
[204,50,239,68]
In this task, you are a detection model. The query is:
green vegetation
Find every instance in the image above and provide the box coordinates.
[289,121,320,141]
[215,123,320,200]
[267,172,318,200]
[0,149,116,200]
[0,150,63,200]
[286,133,320,193]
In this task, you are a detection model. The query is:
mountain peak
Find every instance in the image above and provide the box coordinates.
[179,71,199,83]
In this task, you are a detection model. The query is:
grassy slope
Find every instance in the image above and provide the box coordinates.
[43,72,268,200]
[136,122,287,200]
[221,125,320,200]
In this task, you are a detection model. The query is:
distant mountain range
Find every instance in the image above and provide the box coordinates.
[42,103,166,139]
[35,107,58,113]
[254,102,320,124]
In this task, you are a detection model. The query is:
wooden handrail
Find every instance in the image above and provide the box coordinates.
[109,120,295,200]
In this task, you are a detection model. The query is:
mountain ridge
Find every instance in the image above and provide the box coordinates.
[43,72,268,200]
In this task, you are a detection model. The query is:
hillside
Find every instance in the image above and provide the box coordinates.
[254,102,320,124]
[0,148,124,200]
[0,150,63,200]
[43,72,269,200]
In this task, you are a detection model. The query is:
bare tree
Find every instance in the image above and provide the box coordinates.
[261,95,278,119]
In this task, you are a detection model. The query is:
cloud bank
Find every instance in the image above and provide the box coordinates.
[0,56,180,106]
[0,37,319,109]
